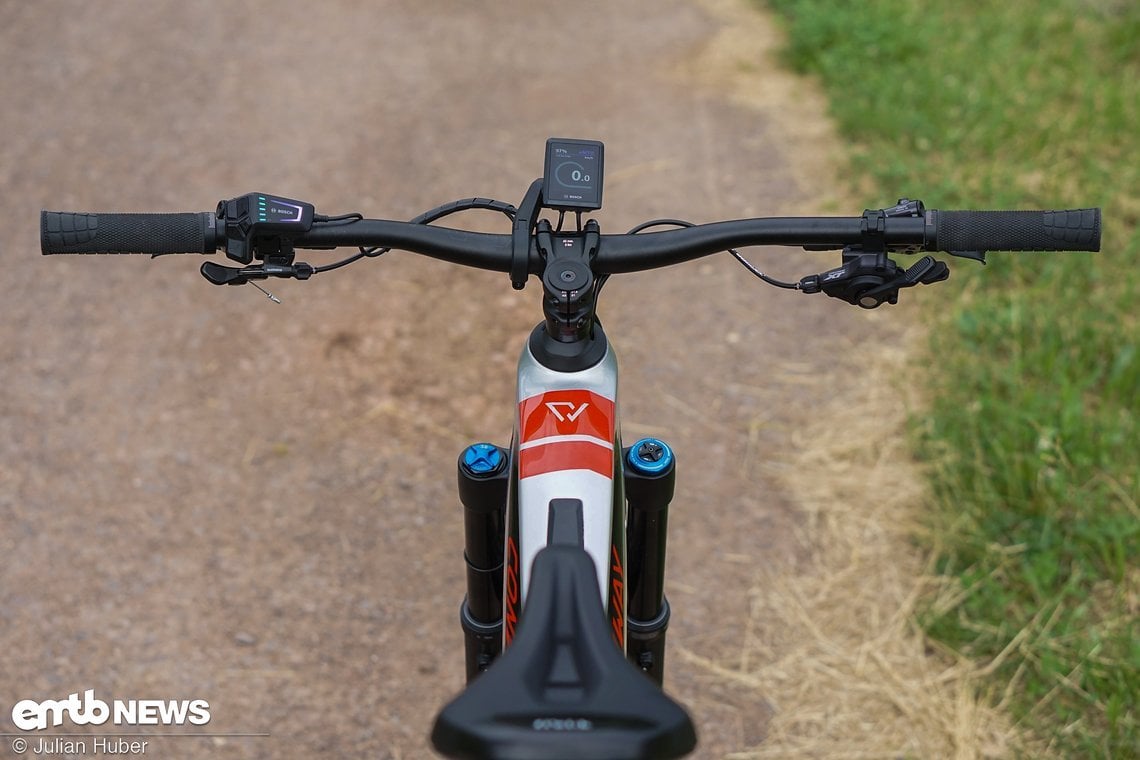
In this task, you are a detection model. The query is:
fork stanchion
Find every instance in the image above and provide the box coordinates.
[624,438,676,687]
[458,443,509,682]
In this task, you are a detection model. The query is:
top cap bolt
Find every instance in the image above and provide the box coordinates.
[462,443,504,476]
[627,437,674,475]
[637,441,665,462]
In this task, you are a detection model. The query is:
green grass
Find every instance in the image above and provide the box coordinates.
[762,0,1138,755]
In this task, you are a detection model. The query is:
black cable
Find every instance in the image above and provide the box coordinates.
[314,212,364,225]
[312,247,384,274]
[626,218,800,290]
[728,249,799,290]
[626,219,695,234]
[311,199,517,275]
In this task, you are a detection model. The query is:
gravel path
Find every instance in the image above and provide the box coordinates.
[1,2,881,756]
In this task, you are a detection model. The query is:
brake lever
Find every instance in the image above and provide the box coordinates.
[200,260,315,286]
[200,261,251,285]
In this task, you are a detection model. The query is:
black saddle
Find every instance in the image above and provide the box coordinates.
[431,502,696,759]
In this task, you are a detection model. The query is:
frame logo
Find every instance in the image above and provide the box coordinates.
[544,401,590,422]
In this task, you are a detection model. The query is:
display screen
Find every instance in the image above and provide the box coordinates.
[543,138,604,211]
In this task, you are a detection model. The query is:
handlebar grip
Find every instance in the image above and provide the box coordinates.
[41,211,216,255]
[934,208,1100,252]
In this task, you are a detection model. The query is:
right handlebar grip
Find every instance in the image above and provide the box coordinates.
[41,211,216,255]
[934,208,1100,252]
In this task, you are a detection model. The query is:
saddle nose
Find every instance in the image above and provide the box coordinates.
[431,543,697,759]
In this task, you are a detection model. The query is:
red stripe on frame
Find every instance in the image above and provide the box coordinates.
[519,440,613,480]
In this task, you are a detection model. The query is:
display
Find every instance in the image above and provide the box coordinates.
[542,138,604,211]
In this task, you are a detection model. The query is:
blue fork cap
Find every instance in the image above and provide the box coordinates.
[627,438,674,475]
[462,443,504,476]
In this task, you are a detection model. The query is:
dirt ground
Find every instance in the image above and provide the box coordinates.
[0,2,914,757]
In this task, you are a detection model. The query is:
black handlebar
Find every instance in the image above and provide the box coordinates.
[593,217,925,273]
[38,200,1103,314]
[40,207,1101,273]
[297,219,518,272]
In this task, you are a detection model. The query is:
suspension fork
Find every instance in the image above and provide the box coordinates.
[623,438,677,686]
[457,443,510,682]
[457,435,676,685]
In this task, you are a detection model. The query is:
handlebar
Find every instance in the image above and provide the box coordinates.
[40,197,1102,313]
[42,207,1101,274]
[597,209,1099,272]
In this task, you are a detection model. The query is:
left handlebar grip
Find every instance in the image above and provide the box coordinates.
[41,211,217,255]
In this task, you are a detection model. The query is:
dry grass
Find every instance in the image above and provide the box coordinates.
[674,332,1049,759]
[672,3,1061,755]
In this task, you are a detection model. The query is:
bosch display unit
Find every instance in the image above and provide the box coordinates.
[542,138,604,211]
